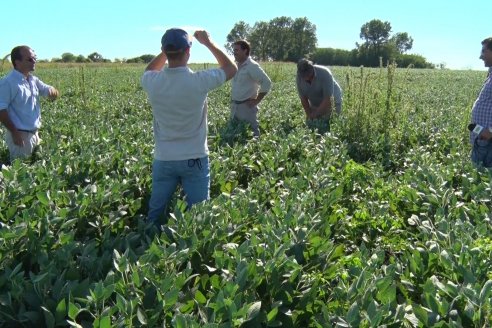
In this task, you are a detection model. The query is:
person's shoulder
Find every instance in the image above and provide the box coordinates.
[247,57,262,67]
[315,65,333,76]
[314,64,331,71]
[0,70,19,85]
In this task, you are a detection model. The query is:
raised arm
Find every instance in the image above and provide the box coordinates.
[145,52,168,72]
[194,30,237,80]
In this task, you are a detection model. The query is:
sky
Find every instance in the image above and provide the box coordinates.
[1,0,490,70]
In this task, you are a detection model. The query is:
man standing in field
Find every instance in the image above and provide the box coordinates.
[470,37,492,168]
[0,46,59,162]
[141,28,237,228]
[296,58,343,133]
[230,40,271,137]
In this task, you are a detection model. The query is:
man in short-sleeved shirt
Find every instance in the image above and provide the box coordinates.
[230,40,271,137]
[470,37,492,168]
[0,45,59,161]
[296,58,343,120]
[141,28,237,227]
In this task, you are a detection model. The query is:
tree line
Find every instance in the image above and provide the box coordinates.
[226,17,434,68]
[35,52,153,64]
[26,18,434,68]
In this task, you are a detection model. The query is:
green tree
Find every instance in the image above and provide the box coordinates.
[312,48,356,66]
[227,17,318,62]
[287,17,317,62]
[249,21,270,61]
[266,16,294,61]
[61,52,76,63]
[88,52,104,62]
[357,19,416,67]
[75,55,89,63]
[359,19,392,51]
[225,21,252,54]
[390,32,413,54]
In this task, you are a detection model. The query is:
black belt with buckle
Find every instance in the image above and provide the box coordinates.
[17,129,38,134]
[232,99,249,104]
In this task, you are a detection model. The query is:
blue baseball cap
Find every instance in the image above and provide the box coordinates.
[161,28,192,52]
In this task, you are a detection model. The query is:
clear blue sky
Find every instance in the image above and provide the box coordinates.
[1,0,490,70]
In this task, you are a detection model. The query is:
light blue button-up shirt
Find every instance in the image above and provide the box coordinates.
[0,69,53,130]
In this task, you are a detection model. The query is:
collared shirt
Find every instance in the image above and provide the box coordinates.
[297,65,342,107]
[141,66,226,161]
[470,68,492,144]
[231,57,271,102]
[0,69,52,130]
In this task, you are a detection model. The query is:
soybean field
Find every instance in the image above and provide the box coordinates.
[1,62,491,327]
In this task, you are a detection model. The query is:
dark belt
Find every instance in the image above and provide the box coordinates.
[232,99,249,104]
[17,129,38,134]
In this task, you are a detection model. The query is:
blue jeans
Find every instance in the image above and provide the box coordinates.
[471,139,492,168]
[147,156,210,224]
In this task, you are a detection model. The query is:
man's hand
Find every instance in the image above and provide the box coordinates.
[193,30,211,46]
[246,98,259,108]
[12,130,25,146]
[481,128,492,140]
[48,87,59,101]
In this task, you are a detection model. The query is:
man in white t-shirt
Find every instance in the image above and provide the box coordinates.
[230,40,271,137]
[141,28,237,227]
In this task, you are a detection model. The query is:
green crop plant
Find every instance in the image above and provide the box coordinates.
[0,62,491,327]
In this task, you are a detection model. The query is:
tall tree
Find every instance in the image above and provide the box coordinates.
[359,19,392,50]
[357,19,414,66]
[61,52,76,63]
[390,32,413,54]
[227,17,317,62]
[249,21,270,61]
[88,52,104,62]
[225,21,252,54]
[266,16,294,61]
[288,17,317,62]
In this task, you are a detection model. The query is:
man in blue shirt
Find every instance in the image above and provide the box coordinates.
[0,46,59,162]
[470,37,492,167]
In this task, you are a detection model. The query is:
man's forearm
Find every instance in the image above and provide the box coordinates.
[313,97,332,117]
[0,110,17,132]
[145,52,167,71]
[300,97,311,115]
[255,92,267,103]
[204,42,236,80]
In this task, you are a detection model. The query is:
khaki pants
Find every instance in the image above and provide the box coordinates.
[5,130,40,161]
[231,102,260,137]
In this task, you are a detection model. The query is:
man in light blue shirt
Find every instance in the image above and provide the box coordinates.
[0,45,59,162]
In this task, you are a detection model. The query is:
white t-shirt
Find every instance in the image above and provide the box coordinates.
[141,66,226,161]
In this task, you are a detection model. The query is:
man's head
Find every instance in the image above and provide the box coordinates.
[161,28,192,61]
[233,40,250,63]
[480,37,492,67]
[297,58,315,82]
[11,46,36,74]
